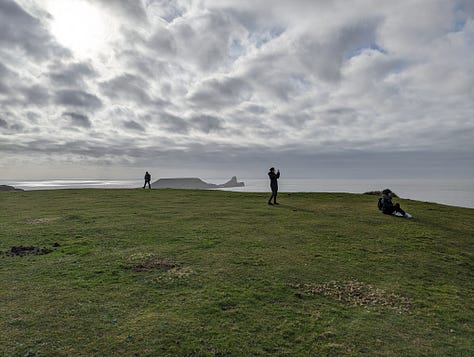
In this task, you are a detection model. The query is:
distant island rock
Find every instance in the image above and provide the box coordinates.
[151,176,245,189]
[364,190,398,198]
[0,185,23,191]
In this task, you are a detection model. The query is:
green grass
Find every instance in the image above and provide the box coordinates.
[0,189,473,356]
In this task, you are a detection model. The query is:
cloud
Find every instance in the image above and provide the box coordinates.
[22,84,50,106]
[157,112,190,134]
[0,0,69,60]
[188,76,252,109]
[123,120,145,132]
[87,0,147,22]
[54,89,103,110]
[0,0,473,179]
[0,115,24,132]
[99,73,152,105]
[49,61,97,87]
[191,114,223,133]
[62,112,92,128]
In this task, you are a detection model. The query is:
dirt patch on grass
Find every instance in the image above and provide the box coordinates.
[5,244,60,256]
[123,253,194,281]
[129,258,178,271]
[125,256,178,272]
[27,217,61,224]
[290,280,411,311]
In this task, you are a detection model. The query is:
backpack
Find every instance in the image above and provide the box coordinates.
[377,197,384,211]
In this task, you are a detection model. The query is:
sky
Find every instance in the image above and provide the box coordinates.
[0,0,473,180]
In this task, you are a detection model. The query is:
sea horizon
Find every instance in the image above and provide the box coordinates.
[1,177,473,209]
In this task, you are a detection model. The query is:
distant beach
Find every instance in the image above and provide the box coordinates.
[1,178,473,209]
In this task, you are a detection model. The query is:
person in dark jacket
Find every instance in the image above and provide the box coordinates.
[143,171,152,189]
[380,189,412,218]
[268,167,280,205]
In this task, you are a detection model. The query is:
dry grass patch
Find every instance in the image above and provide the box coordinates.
[290,280,412,311]
[129,257,178,272]
[26,217,61,224]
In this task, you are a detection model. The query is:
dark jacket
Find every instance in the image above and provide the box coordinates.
[380,193,394,214]
[144,172,151,181]
[268,171,280,191]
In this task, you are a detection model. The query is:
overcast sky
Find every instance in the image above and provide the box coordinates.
[0,0,473,179]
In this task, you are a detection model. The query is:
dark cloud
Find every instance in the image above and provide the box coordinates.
[188,76,252,109]
[100,73,152,105]
[55,89,103,110]
[23,84,50,106]
[119,51,172,79]
[157,113,190,134]
[191,115,223,133]
[148,27,177,56]
[0,62,16,94]
[123,120,145,132]
[49,62,97,87]
[0,116,24,132]
[88,0,147,21]
[0,0,69,60]
[147,0,186,22]
[62,112,92,128]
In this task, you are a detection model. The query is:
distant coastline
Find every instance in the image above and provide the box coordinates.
[0,178,472,208]
[151,176,244,189]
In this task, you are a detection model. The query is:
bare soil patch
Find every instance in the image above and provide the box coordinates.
[5,244,60,256]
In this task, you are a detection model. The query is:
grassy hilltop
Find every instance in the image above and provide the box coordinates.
[0,189,473,356]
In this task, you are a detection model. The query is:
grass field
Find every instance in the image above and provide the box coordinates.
[0,189,473,356]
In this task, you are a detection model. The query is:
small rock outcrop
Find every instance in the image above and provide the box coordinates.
[151,176,245,189]
[219,176,245,188]
[0,185,23,191]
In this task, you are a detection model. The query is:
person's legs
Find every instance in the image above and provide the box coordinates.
[268,191,275,204]
[273,190,278,204]
[268,190,277,205]
[394,203,405,216]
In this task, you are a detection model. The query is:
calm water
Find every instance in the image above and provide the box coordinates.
[1,178,473,209]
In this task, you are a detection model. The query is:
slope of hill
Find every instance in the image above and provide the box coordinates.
[0,189,472,355]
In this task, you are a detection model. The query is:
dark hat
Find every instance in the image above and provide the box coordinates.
[382,188,392,194]
[269,167,275,171]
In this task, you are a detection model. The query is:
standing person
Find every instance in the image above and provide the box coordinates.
[268,167,280,205]
[379,189,412,218]
[143,171,152,189]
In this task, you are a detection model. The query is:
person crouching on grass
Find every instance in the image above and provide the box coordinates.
[268,167,280,205]
[379,189,412,218]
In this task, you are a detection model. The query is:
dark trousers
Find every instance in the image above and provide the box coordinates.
[383,203,405,216]
[269,189,278,203]
[143,180,151,189]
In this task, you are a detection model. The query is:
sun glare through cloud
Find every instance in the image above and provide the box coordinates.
[46,0,110,57]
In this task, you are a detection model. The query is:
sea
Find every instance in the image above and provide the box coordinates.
[1,178,473,209]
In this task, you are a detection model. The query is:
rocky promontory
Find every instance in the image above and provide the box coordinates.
[0,185,23,191]
[151,176,244,189]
